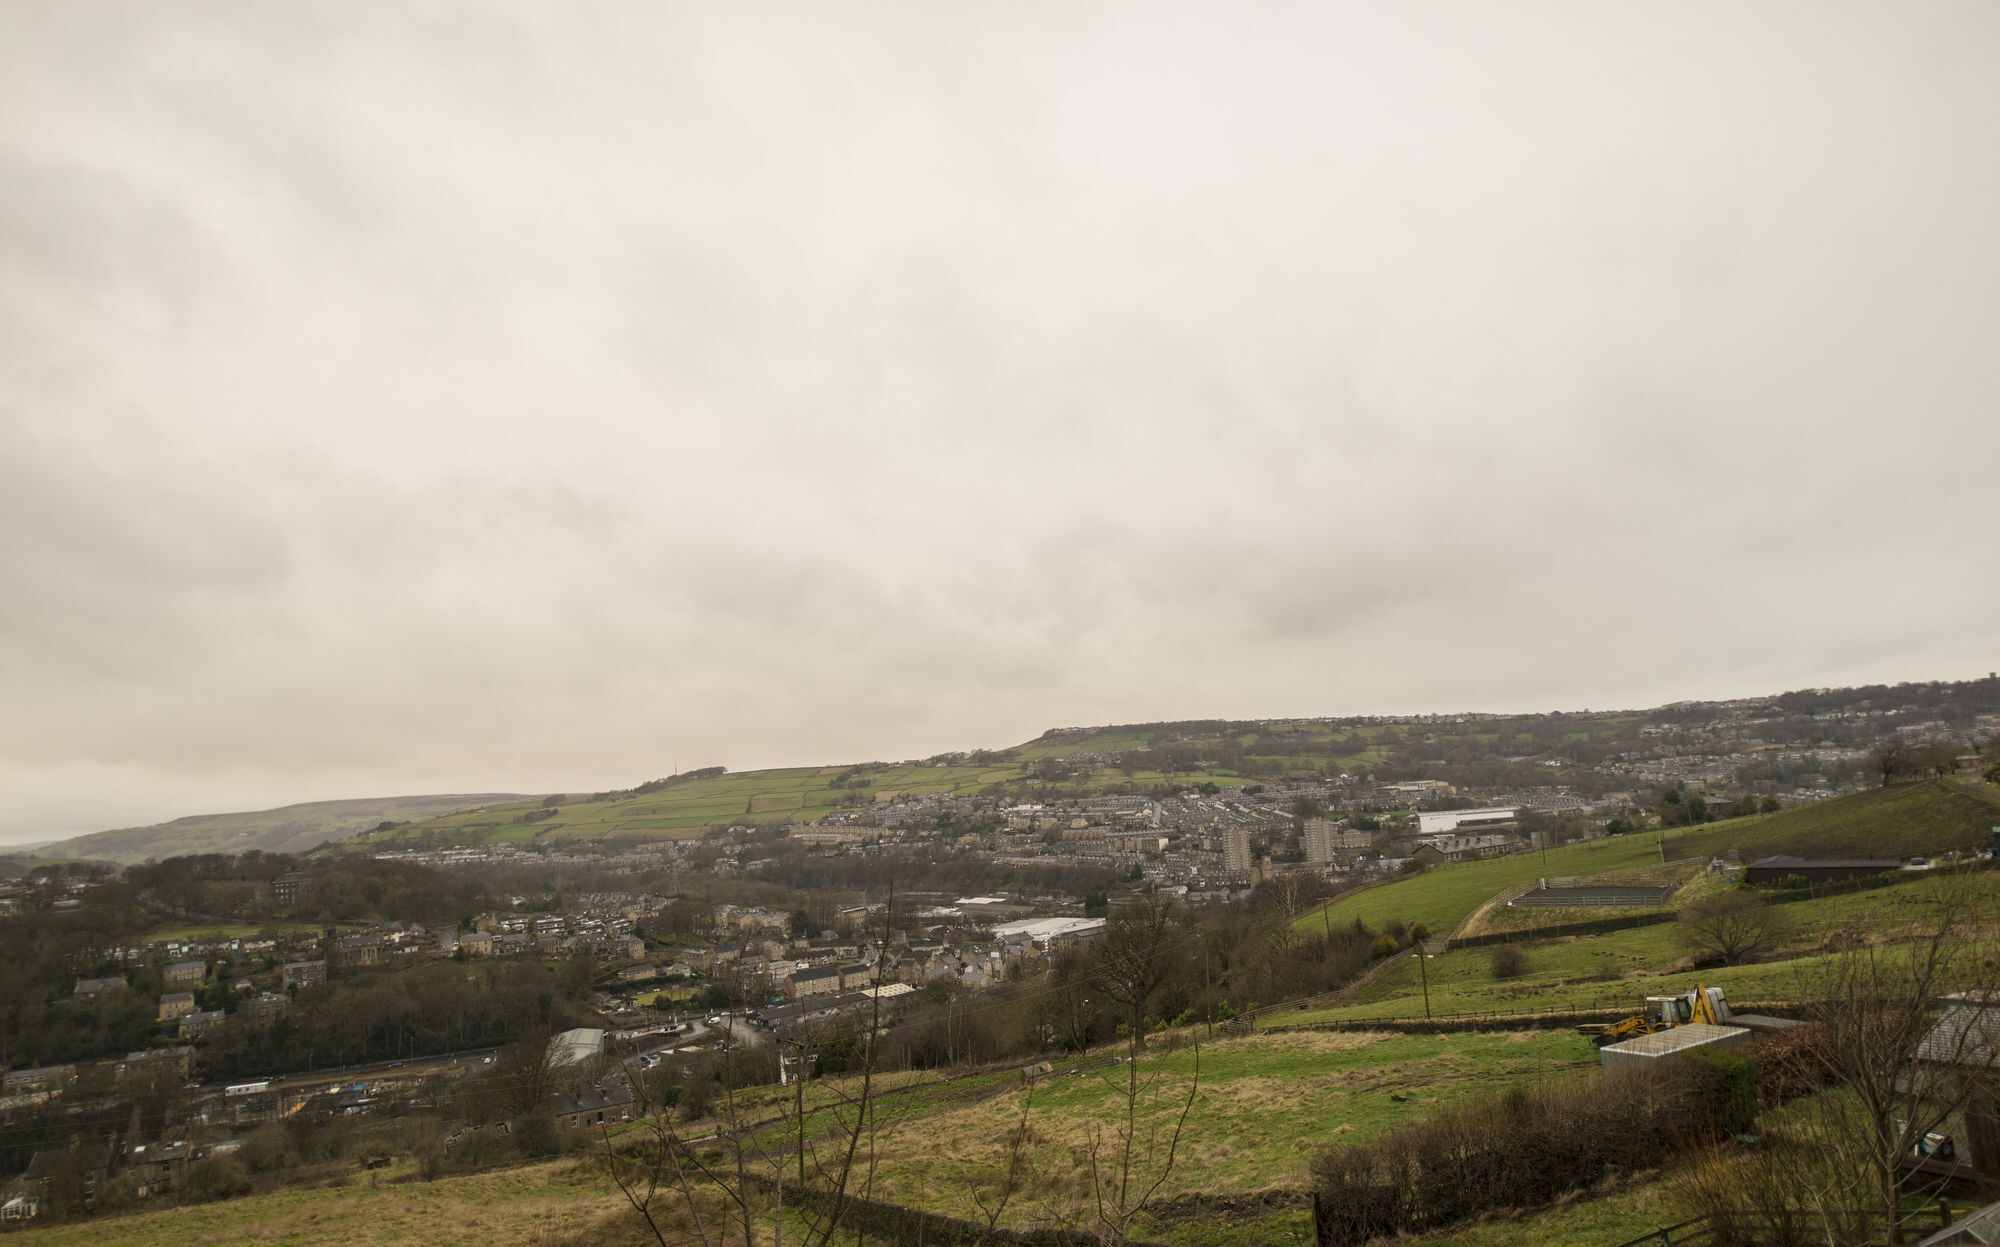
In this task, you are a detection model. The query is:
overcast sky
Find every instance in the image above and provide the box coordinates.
[3,3,1996,841]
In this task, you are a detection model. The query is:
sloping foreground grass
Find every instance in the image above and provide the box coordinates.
[755,1028,1598,1243]
[1402,1176,1687,1246]
[10,1031,1598,1247]
[6,1158,625,1247]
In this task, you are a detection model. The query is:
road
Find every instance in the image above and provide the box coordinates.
[193,1014,768,1098]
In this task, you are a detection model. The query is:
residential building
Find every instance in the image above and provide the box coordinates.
[1223,827,1253,873]
[245,992,291,1026]
[282,959,326,991]
[786,965,845,1000]
[179,1009,226,1040]
[552,1083,635,1130]
[162,960,206,990]
[157,992,196,1023]
[272,871,307,907]
[1,1066,75,1096]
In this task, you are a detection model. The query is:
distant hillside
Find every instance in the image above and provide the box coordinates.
[355,675,2000,852]
[37,794,524,864]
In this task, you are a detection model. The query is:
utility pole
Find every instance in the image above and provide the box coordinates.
[1416,943,1431,1021]
[792,1041,808,1185]
[1198,929,1212,1038]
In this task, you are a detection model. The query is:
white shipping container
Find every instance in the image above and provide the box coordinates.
[1599,1023,1749,1078]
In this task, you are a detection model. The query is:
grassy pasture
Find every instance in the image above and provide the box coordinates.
[1297,780,2000,943]
[5,1158,622,1247]
[721,1028,1596,1244]
[1276,870,2000,1025]
[1672,779,2000,862]
[1293,834,1671,937]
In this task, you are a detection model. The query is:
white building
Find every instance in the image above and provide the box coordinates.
[547,1027,607,1067]
[1415,808,1520,837]
[989,917,1106,948]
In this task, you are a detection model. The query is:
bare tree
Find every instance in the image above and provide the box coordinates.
[970,1076,1039,1241]
[1678,890,1785,966]
[1870,739,1912,788]
[1090,892,1186,1056]
[1084,1035,1199,1246]
[601,1053,756,1247]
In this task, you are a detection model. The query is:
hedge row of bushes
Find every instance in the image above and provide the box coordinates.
[1309,1053,1756,1245]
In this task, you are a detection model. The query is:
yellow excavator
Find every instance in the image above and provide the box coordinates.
[1581,984,1733,1047]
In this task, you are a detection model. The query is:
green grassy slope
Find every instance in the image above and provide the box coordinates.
[3,1029,1597,1247]
[1293,834,1671,937]
[717,1027,1596,1246]
[355,763,1036,847]
[1673,778,2000,862]
[1279,870,2000,1025]
[34,794,525,864]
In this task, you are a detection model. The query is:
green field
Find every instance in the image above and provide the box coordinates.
[4,1028,1596,1247]
[141,921,338,944]
[356,763,1036,847]
[1294,833,1673,937]
[5,1156,624,1247]
[713,1027,1599,1245]
[1403,1179,1687,1247]
[1672,778,2000,862]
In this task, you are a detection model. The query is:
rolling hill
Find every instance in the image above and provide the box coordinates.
[347,714,1642,850]
[32,794,525,865]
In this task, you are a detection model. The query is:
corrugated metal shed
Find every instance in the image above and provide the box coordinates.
[1916,992,2000,1068]
[1916,1196,2000,1245]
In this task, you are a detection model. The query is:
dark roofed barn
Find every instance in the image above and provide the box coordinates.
[1742,855,1900,886]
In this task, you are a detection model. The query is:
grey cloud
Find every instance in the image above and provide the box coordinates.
[1,2,1996,838]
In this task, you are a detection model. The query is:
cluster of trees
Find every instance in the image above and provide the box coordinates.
[127,851,490,926]
[1657,789,1782,827]
[1870,735,1977,787]
[203,956,594,1079]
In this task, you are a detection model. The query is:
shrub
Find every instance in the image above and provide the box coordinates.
[510,1112,563,1159]
[1489,947,1527,980]
[1310,1064,1735,1245]
[1747,1023,1836,1108]
[1371,937,1399,960]
[240,1122,297,1173]
[1683,1048,1758,1135]
[180,1156,254,1203]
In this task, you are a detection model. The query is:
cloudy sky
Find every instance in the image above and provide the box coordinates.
[3,3,1996,840]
